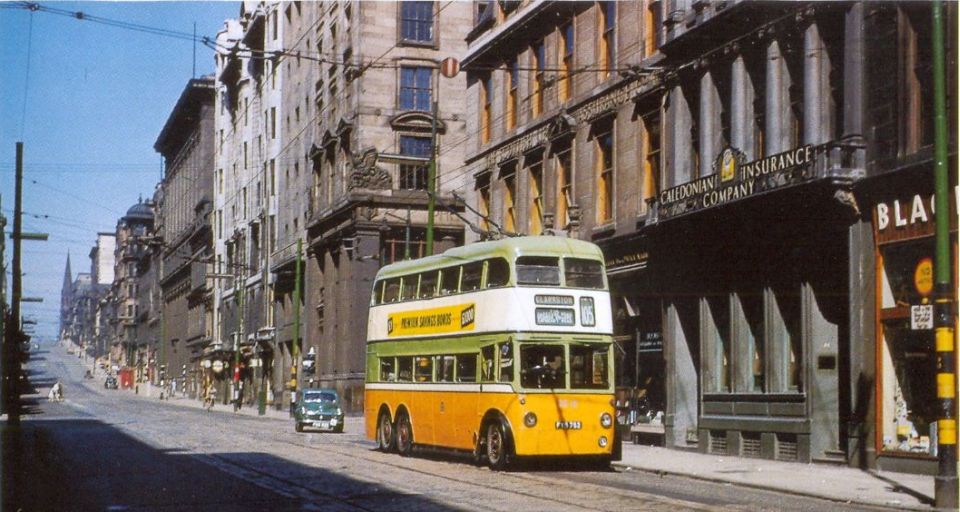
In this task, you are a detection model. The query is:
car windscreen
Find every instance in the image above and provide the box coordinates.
[303,392,336,403]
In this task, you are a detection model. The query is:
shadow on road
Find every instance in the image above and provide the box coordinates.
[2,417,467,511]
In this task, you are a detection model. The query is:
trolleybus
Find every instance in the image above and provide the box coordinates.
[364,236,618,469]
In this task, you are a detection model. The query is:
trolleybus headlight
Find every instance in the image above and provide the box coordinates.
[598,436,608,448]
[600,412,613,428]
[524,412,538,428]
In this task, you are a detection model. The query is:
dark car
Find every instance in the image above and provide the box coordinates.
[294,389,344,433]
[104,376,118,389]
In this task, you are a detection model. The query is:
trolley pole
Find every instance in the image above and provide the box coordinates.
[931,2,957,509]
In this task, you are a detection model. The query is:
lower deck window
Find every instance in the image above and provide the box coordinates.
[570,344,609,389]
[520,344,565,389]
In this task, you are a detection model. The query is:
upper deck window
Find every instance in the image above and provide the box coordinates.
[486,258,510,288]
[462,261,484,291]
[516,256,560,286]
[564,258,605,289]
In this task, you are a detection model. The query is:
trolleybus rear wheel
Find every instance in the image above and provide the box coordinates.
[377,410,395,452]
[396,412,413,456]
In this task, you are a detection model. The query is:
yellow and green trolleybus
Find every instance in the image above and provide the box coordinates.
[364,236,619,469]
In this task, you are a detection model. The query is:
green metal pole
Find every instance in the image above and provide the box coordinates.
[405,207,411,260]
[426,100,438,255]
[291,238,301,413]
[931,2,958,509]
[234,256,244,407]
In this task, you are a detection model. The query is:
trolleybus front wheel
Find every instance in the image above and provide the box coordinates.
[396,411,413,456]
[486,421,512,470]
[377,410,395,452]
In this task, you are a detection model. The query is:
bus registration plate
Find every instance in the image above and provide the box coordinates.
[555,421,582,430]
[536,308,575,326]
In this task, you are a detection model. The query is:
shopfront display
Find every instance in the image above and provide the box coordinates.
[874,185,958,458]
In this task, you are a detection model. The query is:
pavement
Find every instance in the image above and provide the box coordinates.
[75,356,939,511]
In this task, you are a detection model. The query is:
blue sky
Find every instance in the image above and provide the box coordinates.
[1,1,239,342]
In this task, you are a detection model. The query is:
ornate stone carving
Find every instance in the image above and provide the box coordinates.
[348,148,392,190]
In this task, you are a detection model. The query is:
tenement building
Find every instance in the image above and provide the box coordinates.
[463,0,957,475]
[213,1,470,413]
[153,76,217,399]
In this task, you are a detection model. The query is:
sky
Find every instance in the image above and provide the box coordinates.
[1,1,239,343]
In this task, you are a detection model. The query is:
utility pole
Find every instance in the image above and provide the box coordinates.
[290,238,302,414]
[0,195,6,420]
[5,144,46,423]
[6,143,25,425]
[931,2,957,509]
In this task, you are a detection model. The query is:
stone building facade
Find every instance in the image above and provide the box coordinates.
[462,0,957,475]
[154,76,217,399]
[211,0,471,413]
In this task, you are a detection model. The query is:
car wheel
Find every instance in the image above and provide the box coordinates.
[295,422,303,433]
[377,410,394,451]
[486,421,511,471]
[396,412,413,457]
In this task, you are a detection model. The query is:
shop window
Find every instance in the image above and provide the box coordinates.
[737,289,765,392]
[703,294,731,393]
[457,354,478,382]
[772,282,802,392]
[527,157,544,235]
[881,322,937,455]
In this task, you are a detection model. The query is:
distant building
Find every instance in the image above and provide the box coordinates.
[111,199,157,374]
[91,233,116,285]
[154,76,216,399]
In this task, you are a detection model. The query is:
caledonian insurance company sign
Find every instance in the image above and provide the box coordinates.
[658,145,816,220]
